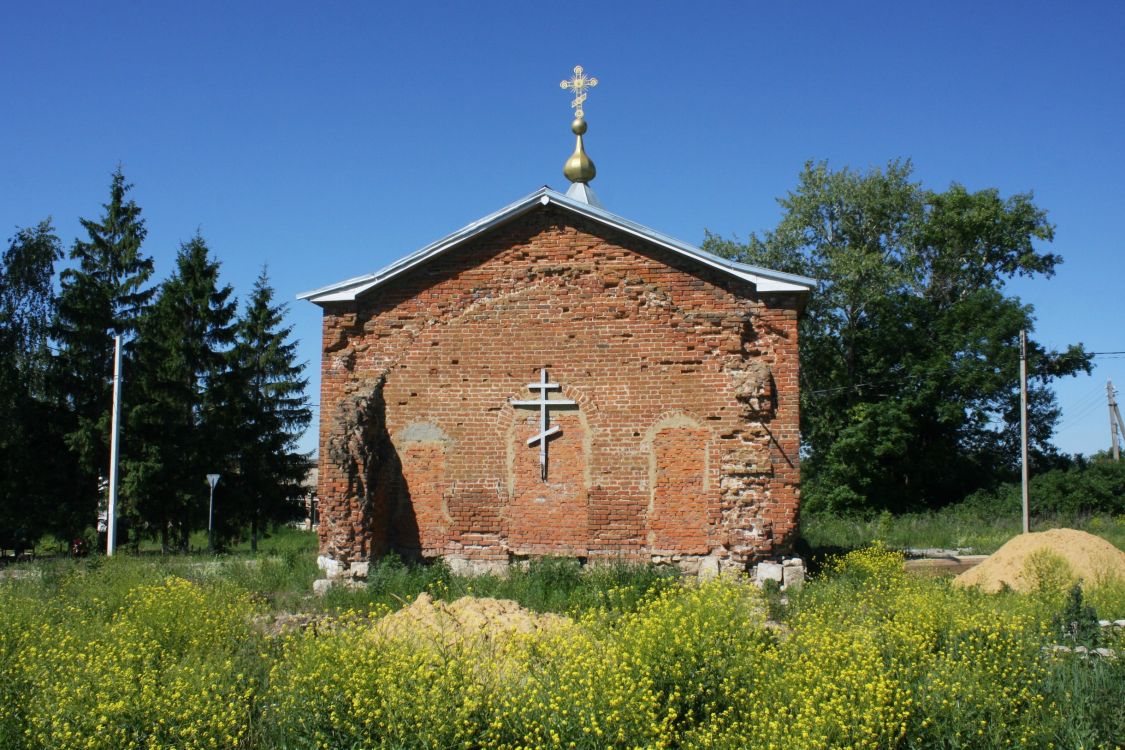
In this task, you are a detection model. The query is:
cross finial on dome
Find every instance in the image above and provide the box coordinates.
[560,65,598,119]
[559,65,599,199]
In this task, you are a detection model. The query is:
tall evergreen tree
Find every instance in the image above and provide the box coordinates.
[52,169,154,534]
[126,235,236,550]
[226,269,311,550]
[705,160,1090,513]
[0,221,64,546]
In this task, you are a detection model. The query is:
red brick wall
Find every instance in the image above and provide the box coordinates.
[315,205,801,571]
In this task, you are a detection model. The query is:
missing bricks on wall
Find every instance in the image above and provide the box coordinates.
[306,195,812,577]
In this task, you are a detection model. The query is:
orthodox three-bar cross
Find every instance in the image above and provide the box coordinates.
[560,65,598,119]
[511,369,576,481]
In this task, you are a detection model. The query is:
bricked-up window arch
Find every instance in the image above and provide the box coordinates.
[503,392,592,557]
[645,413,713,555]
[389,422,452,556]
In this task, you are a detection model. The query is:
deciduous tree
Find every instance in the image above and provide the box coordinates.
[704,160,1089,512]
[0,221,64,546]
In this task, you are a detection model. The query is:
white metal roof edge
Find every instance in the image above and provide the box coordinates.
[297,188,550,303]
[298,187,816,304]
[546,190,817,293]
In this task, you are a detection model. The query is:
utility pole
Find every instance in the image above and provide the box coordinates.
[106,334,123,556]
[1109,380,1121,461]
[1019,330,1030,534]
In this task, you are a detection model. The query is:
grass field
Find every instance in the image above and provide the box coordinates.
[2,526,1123,749]
[801,510,1125,556]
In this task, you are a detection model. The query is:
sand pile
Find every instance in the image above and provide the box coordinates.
[954,529,1125,593]
[372,592,569,644]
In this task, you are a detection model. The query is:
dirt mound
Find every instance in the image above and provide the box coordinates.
[372,592,569,644]
[954,529,1125,593]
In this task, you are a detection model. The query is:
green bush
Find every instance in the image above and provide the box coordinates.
[963,455,1125,517]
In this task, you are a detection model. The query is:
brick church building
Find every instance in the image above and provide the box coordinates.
[301,70,814,578]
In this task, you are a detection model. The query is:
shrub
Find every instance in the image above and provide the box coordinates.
[264,609,489,749]
[4,576,262,750]
[4,545,1123,748]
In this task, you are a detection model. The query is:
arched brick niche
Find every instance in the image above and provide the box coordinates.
[644,412,714,555]
[389,421,451,557]
[502,388,592,557]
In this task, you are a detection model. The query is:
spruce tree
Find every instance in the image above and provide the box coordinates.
[52,169,155,535]
[0,221,64,547]
[227,269,311,551]
[127,235,236,550]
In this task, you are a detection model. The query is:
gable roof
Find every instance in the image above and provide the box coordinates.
[298,187,816,305]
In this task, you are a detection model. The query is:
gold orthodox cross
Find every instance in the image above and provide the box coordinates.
[560,65,598,119]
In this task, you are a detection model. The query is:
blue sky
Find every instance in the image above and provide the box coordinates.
[3,0,1122,458]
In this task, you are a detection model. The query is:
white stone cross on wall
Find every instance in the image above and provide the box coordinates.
[511,369,577,481]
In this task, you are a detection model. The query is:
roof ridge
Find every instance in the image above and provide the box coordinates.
[299,188,815,304]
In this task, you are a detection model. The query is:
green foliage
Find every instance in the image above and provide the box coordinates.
[4,170,310,550]
[222,269,311,550]
[963,452,1125,517]
[127,235,237,550]
[2,575,262,750]
[1051,583,1102,647]
[705,160,1090,513]
[3,548,1124,748]
[318,555,678,615]
[51,168,155,535]
[1042,647,1125,748]
[1023,548,1079,607]
[0,221,60,390]
[0,221,64,547]
[801,505,1125,557]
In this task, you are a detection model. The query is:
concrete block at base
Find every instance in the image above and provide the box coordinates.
[317,555,344,579]
[697,556,721,581]
[676,557,702,576]
[782,558,806,590]
[446,556,507,577]
[756,561,783,584]
[313,577,367,596]
[348,561,370,579]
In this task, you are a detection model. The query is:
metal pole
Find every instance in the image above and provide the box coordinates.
[1019,330,1030,534]
[1109,380,1120,462]
[107,334,123,555]
[206,474,220,553]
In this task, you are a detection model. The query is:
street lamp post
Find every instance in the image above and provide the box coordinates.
[206,474,220,553]
[106,334,123,556]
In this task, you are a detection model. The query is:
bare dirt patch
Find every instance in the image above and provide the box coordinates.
[954,529,1125,593]
[372,592,570,644]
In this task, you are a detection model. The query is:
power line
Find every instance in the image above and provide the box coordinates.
[1056,382,1112,427]
[1061,398,1107,427]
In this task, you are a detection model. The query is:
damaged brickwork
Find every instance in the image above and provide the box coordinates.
[314,205,802,575]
